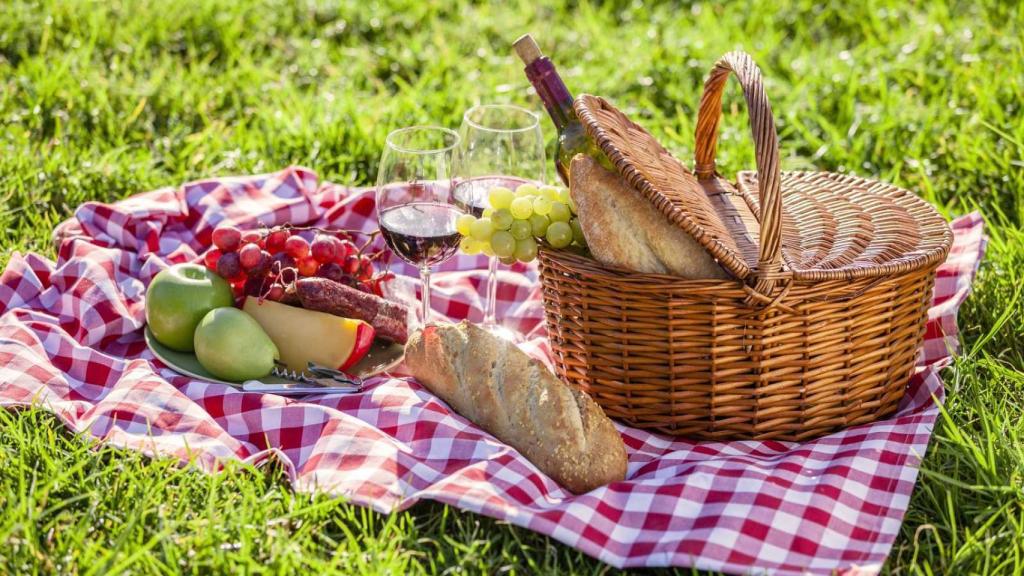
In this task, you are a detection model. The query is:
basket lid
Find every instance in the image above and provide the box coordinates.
[733,170,953,282]
[574,51,953,295]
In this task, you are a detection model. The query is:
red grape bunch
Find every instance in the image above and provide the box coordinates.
[202,223,395,302]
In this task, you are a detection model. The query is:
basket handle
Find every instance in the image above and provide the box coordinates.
[694,51,784,296]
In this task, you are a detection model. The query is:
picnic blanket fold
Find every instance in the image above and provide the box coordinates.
[0,167,985,575]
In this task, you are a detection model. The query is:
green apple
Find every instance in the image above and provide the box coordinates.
[146,263,234,352]
[194,307,279,382]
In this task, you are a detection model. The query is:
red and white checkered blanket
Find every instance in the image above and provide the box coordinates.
[0,167,985,575]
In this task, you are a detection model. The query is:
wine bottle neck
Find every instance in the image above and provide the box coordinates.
[524,57,576,131]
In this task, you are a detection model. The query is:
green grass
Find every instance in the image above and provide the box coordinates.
[1,0,1022,573]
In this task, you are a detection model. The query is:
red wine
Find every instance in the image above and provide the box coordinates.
[379,202,462,267]
[513,34,612,186]
[452,176,533,217]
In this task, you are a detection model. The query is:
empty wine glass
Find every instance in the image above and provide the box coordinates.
[376,126,463,326]
[453,104,545,334]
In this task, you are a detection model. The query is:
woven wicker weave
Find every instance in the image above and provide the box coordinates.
[537,51,952,441]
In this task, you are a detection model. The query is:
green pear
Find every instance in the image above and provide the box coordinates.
[194,307,279,382]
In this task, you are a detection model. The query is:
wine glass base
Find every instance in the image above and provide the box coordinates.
[476,321,522,343]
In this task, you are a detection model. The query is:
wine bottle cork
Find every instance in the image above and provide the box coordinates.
[513,34,543,65]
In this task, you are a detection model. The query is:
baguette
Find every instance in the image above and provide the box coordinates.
[404,321,627,493]
[570,154,729,279]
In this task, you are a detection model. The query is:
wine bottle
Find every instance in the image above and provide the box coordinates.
[513,34,611,187]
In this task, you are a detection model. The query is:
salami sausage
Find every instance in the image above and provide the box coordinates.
[296,277,409,344]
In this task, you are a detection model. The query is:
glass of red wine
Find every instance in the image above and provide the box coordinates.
[376,126,463,326]
[453,104,545,336]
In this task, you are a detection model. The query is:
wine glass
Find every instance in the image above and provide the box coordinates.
[376,126,463,326]
[453,104,545,334]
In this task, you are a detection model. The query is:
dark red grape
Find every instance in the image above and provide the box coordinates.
[266,229,289,253]
[297,257,319,277]
[203,248,222,270]
[334,240,356,263]
[310,235,338,263]
[238,243,263,269]
[284,235,310,259]
[212,225,241,252]
[241,230,262,244]
[278,267,298,285]
[247,250,271,277]
[317,262,345,283]
[230,277,247,299]
[342,255,360,275]
[243,276,266,297]
[269,252,296,274]
[265,283,286,301]
[216,251,243,280]
[358,256,374,279]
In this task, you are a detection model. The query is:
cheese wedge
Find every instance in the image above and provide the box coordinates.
[242,296,375,374]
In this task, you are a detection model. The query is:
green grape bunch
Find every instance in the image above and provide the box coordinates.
[455,183,585,263]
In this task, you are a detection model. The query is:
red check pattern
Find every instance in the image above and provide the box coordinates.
[0,167,985,575]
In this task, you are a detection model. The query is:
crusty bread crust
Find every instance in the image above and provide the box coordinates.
[570,154,728,279]
[404,321,628,494]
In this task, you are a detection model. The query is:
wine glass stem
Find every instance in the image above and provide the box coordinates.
[420,265,432,325]
[483,255,499,325]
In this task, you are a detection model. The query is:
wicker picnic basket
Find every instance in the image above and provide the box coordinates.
[536,51,953,441]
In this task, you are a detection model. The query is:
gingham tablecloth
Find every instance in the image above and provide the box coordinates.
[0,167,985,575]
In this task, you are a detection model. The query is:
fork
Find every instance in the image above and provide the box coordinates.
[241,362,364,395]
